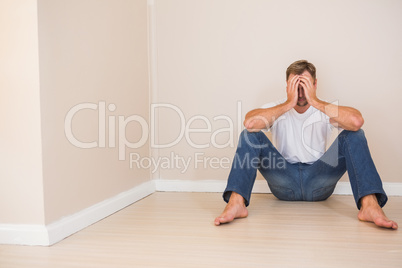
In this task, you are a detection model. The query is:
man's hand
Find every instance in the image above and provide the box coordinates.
[297,74,364,131]
[243,74,304,132]
[299,75,318,105]
[286,74,300,108]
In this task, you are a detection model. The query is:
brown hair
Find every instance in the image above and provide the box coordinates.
[286,60,316,81]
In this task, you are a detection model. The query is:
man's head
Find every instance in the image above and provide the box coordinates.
[286,60,316,82]
[286,60,317,107]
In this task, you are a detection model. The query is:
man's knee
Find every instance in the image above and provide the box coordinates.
[340,129,366,142]
[238,129,270,149]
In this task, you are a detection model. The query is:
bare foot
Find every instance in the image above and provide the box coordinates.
[214,192,248,226]
[357,194,398,230]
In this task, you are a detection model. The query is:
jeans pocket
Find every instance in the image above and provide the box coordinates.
[268,184,295,201]
[312,185,336,201]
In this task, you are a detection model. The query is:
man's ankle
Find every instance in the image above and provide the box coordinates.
[229,192,246,205]
[361,194,378,208]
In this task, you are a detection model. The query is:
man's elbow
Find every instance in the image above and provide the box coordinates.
[351,115,364,131]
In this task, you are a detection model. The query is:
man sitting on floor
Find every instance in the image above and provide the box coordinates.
[215,60,398,229]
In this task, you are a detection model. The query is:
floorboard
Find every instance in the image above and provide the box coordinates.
[1,193,401,267]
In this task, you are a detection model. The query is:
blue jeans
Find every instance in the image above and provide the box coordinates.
[223,129,387,209]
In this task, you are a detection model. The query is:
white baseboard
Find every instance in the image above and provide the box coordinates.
[0,224,49,246]
[0,181,155,246]
[2,179,401,246]
[155,179,402,196]
[382,182,402,196]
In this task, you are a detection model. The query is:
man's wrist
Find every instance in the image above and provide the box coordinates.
[283,100,295,111]
[310,98,325,109]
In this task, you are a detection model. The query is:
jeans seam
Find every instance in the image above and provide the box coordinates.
[344,133,361,198]
[299,165,304,200]
[269,184,295,201]
[312,184,336,201]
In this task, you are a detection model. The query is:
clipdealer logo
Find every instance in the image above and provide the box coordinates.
[64,101,243,172]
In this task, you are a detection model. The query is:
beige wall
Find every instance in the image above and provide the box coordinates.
[0,0,45,224]
[1,0,150,226]
[155,0,402,182]
[38,0,150,223]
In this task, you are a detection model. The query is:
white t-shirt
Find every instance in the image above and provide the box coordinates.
[261,99,339,164]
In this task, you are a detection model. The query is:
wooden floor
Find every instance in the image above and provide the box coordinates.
[1,192,401,268]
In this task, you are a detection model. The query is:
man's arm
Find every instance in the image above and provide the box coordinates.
[299,76,364,131]
[244,75,300,132]
[244,102,293,132]
[310,99,364,131]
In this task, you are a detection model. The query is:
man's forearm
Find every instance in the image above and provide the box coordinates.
[244,101,293,131]
[310,99,364,131]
